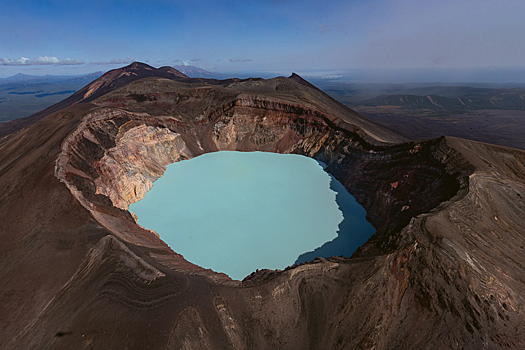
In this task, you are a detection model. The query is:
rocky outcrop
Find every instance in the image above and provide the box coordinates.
[95,125,189,210]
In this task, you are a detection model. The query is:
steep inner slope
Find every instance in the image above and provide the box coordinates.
[1,64,525,349]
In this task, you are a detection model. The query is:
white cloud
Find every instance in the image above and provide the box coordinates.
[0,57,30,65]
[0,56,85,66]
[174,59,193,66]
[33,56,59,64]
[230,58,253,63]
[57,58,85,65]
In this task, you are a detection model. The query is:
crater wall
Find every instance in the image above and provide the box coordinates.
[55,90,465,262]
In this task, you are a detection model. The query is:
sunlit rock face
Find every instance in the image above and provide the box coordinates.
[95,125,188,210]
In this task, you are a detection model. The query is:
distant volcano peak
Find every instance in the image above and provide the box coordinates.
[123,61,155,71]
[80,62,189,102]
[110,61,186,78]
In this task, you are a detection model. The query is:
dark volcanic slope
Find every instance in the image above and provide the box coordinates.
[0,62,189,138]
[1,63,525,349]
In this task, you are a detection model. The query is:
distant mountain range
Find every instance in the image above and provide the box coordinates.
[0,71,107,124]
[0,66,222,83]
[173,65,223,79]
[318,84,525,111]
[361,88,525,111]
[0,72,104,85]
[314,81,525,150]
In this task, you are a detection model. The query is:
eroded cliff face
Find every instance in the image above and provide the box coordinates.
[95,125,189,210]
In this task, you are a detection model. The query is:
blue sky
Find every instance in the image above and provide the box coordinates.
[1,0,524,81]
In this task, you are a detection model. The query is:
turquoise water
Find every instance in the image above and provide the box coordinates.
[129,151,375,280]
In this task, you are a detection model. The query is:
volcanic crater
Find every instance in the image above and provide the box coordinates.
[55,74,461,277]
[1,62,525,349]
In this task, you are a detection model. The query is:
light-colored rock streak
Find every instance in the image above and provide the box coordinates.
[426,95,443,107]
